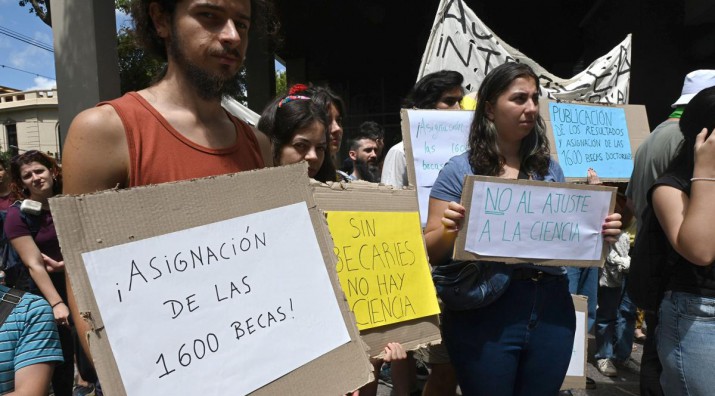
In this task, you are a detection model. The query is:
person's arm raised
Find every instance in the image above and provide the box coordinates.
[655,128,715,265]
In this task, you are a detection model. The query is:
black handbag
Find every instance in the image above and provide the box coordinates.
[432,260,512,311]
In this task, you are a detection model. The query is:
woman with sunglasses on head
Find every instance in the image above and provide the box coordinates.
[4,150,74,396]
[258,84,336,182]
[259,85,410,396]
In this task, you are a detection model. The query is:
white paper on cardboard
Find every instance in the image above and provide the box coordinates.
[464,181,611,260]
[567,310,586,377]
[406,109,473,225]
[408,109,472,189]
[416,186,432,226]
[81,202,350,396]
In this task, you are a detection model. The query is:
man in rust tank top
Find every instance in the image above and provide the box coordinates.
[61,0,278,361]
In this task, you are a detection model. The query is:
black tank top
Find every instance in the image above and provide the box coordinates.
[651,175,715,297]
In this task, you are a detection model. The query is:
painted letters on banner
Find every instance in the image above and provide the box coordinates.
[418,0,632,104]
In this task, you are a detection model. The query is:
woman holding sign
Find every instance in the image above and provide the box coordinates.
[424,62,622,396]
[260,86,411,396]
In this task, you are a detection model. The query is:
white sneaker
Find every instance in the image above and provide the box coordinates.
[597,358,618,377]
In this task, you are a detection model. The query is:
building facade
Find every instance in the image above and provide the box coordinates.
[0,89,60,159]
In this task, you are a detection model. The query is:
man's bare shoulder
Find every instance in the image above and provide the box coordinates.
[67,104,125,139]
[63,104,130,193]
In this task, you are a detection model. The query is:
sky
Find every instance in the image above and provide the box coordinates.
[0,2,131,91]
[0,0,56,90]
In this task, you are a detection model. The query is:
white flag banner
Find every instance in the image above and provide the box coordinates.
[418,0,632,104]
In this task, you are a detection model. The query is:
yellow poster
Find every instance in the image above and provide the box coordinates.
[325,211,440,330]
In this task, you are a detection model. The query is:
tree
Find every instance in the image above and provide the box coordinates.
[0,150,13,166]
[18,0,51,26]
[116,26,165,94]
[276,70,287,96]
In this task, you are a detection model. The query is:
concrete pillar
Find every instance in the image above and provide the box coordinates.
[51,0,120,152]
[245,29,275,114]
[286,58,306,87]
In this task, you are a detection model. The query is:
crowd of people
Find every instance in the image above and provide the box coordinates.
[0,1,713,396]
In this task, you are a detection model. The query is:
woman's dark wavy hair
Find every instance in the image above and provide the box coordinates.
[257,94,335,183]
[403,70,464,109]
[469,62,550,177]
[10,151,63,199]
[304,85,345,125]
[0,158,11,200]
[303,85,346,166]
[665,86,715,180]
[131,0,281,62]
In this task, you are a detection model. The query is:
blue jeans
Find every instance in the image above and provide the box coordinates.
[594,281,637,361]
[442,275,575,396]
[657,291,715,396]
[567,267,598,332]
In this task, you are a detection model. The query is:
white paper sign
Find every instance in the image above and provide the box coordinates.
[81,203,350,396]
[416,186,433,227]
[567,310,586,377]
[465,181,611,260]
[407,109,474,225]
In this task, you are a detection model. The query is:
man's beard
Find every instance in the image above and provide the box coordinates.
[168,26,244,101]
[355,158,380,183]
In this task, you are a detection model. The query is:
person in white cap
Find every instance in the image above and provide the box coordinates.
[628,69,715,224]
[625,69,715,396]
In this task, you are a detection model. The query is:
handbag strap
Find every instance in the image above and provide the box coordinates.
[0,288,26,327]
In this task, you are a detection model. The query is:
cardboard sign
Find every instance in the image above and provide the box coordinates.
[541,100,650,181]
[454,176,616,267]
[325,211,440,330]
[401,108,474,225]
[50,164,373,396]
[311,181,442,357]
[562,295,588,390]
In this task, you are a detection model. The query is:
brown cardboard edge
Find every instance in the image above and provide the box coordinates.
[401,109,418,187]
[561,294,588,390]
[50,163,374,396]
[311,181,442,357]
[453,176,617,267]
[51,194,126,394]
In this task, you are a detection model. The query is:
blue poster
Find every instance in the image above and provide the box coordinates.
[549,102,633,179]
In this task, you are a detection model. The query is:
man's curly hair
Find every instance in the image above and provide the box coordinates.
[130,0,281,62]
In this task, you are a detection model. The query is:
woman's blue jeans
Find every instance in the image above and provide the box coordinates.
[441,275,575,396]
[594,281,637,362]
[657,291,715,396]
[567,267,598,332]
